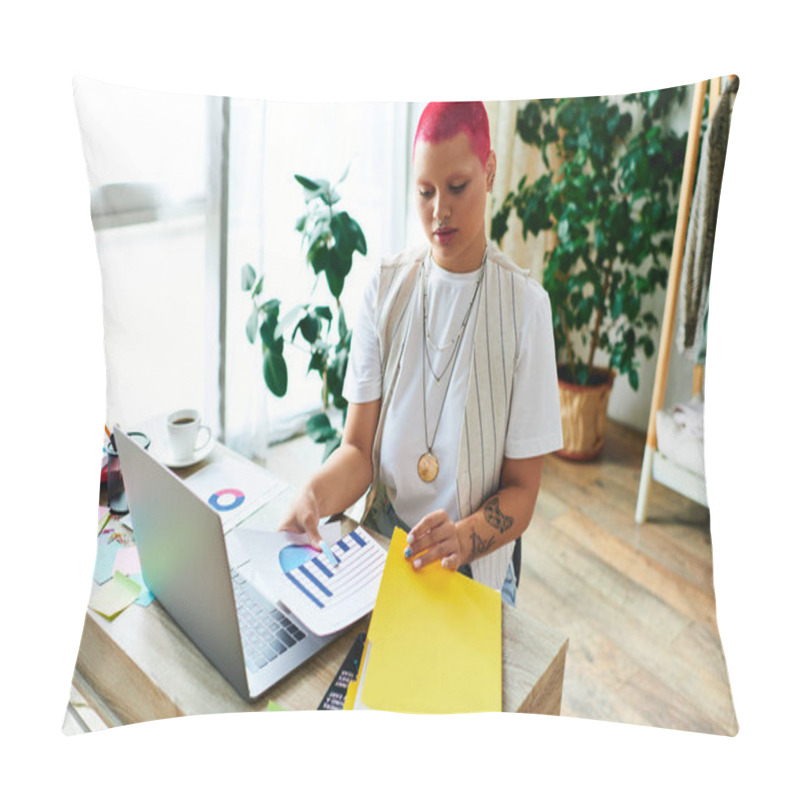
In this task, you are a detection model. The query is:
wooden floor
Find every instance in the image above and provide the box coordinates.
[263,418,737,734]
[65,420,737,735]
[520,421,737,735]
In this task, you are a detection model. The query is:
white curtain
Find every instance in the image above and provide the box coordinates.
[485,99,551,282]
[223,100,412,461]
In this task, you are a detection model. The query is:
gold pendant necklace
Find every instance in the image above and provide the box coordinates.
[417,451,439,483]
[418,251,486,482]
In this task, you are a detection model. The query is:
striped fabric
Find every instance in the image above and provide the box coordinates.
[364,241,525,592]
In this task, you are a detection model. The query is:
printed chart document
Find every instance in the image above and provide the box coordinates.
[183,452,287,532]
[276,524,388,637]
[121,448,286,533]
[351,527,502,713]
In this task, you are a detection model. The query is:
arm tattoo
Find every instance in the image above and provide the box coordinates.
[484,496,513,535]
[470,529,495,559]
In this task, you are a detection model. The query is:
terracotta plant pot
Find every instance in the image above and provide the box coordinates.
[556,367,615,461]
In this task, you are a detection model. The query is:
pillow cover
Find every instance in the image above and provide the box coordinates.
[65,76,737,736]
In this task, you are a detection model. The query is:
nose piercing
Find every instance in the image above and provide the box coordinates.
[435,215,449,228]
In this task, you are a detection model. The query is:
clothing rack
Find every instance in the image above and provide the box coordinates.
[635,77,730,524]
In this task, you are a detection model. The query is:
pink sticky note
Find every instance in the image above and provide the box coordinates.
[113,545,142,576]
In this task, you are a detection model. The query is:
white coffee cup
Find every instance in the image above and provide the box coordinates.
[167,409,212,461]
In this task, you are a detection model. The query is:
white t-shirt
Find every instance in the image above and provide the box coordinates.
[343,253,562,529]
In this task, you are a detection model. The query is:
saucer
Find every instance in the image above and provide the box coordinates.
[159,433,215,468]
[124,413,216,469]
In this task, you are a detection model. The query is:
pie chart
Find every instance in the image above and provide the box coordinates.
[278,544,317,573]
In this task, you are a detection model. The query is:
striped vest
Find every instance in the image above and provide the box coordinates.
[364,240,527,592]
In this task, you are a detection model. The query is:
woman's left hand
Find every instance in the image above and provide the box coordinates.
[405,509,466,571]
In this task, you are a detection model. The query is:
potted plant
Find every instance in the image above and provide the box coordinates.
[242,169,367,459]
[491,88,688,459]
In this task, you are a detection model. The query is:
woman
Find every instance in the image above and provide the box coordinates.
[280,101,562,606]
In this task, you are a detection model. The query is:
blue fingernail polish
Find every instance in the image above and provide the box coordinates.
[404,547,412,559]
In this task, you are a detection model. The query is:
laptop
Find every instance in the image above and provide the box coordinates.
[114,427,340,702]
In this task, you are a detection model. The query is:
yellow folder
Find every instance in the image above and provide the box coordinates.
[360,527,502,713]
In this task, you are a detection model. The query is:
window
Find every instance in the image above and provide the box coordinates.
[74,79,211,429]
[75,79,413,453]
[224,99,412,457]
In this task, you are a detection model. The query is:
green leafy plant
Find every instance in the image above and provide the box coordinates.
[491,88,688,390]
[242,170,367,459]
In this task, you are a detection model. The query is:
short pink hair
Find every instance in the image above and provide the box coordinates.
[413,101,491,166]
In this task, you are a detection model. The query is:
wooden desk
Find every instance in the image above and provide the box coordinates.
[73,448,568,724]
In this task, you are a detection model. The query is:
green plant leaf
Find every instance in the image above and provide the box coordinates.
[307,348,327,376]
[335,162,351,187]
[322,434,342,461]
[348,217,367,255]
[241,263,256,292]
[275,303,308,339]
[260,313,282,350]
[263,349,288,397]
[296,175,330,203]
[306,412,338,442]
[246,308,260,344]
[516,102,543,146]
[542,120,559,144]
[296,313,322,345]
[330,211,353,251]
[294,174,320,191]
[260,297,281,316]
[337,307,348,342]
[490,207,510,244]
[326,267,345,300]
[310,242,332,275]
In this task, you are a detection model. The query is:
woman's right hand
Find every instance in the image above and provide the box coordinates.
[278,487,324,550]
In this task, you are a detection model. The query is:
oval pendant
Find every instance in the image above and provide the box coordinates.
[418,452,439,483]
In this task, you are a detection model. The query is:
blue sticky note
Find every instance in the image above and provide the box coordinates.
[320,541,339,569]
[93,535,123,585]
[129,573,155,607]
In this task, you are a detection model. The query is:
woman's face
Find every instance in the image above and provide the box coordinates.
[414,131,496,272]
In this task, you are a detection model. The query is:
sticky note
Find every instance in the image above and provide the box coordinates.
[93,534,122,585]
[128,573,155,607]
[89,571,142,620]
[113,544,142,576]
[98,506,111,535]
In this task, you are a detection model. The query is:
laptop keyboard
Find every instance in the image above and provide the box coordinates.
[230,568,306,672]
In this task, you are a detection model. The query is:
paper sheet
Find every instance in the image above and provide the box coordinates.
[277,525,387,637]
[360,528,502,713]
[183,452,287,532]
[89,571,142,620]
[119,449,287,533]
